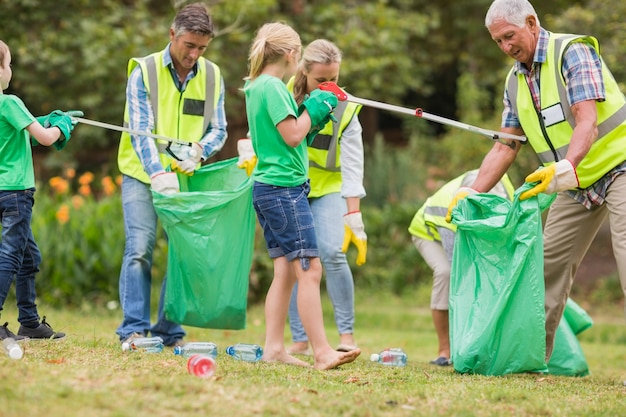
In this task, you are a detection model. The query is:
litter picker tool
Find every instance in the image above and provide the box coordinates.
[318,82,526,143]
[72,117,197,159]
[72,117,194,146]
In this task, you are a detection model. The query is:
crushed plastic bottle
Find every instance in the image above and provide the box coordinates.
[2,337,23,360]
[122,336,164,353]
[225,343,263,362]
[174,342,218,359]
[187,354,216,378]
[370,348,407,367]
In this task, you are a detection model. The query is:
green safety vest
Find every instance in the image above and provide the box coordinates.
[117,51,221,183]
[505,33,626,188]
[286,78,362,198]
[408,172,515,241]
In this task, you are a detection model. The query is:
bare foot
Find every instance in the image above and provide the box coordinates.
[262,351,312,368]
[314,348,361,370]
[286,342,311,355]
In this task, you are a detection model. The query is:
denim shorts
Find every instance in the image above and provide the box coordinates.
[253,181,319,270]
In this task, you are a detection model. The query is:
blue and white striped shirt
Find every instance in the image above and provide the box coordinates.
[126,44,227,177]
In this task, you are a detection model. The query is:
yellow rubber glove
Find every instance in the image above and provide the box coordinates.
[520,159,579,200]
[341,211,367,266]
[445,187,478,223]
[237,138,257,176]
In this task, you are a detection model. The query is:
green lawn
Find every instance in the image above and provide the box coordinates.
[1,286,625,417]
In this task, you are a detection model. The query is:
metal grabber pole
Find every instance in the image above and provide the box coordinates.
[318,82,527,143]
[71,117,195,146]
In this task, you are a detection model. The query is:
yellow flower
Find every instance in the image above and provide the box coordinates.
[78,184,92,197]
[49,176,69,194]
[71,195,84,210]
[78,172,94,185]
[101,176,116,196]
[56,204,70,224]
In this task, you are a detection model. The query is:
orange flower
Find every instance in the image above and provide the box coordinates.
[71,195,84,210]
[64,167,76,179]
[78,184,92,197]
[101,176,116,196]
[78,172,94,185]
[56,204,70,224]
[49,176,69,194]
[115,175,123,186]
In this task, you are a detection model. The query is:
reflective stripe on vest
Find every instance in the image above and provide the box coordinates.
[307,101,361,198]
[505,33,626,188]
[117,52,220,183]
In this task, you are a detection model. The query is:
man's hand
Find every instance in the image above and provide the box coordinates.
[170,143,202,176]
[520,159,579,200]
[237,138,257,176]
[341,211,367,266]
[445,187,478,223]
[150,172,179,195]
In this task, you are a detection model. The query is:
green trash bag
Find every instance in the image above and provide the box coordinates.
[152,157,255,330]
[563,298,593,335]
[449,184,555,375]
[547,298,591,377]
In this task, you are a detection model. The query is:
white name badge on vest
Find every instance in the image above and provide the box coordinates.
[541,103,566,127]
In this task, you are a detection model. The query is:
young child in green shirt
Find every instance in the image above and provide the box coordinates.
[0,39,81,342]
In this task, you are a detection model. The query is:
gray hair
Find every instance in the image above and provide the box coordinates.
[171,3,214,38]
[485,0,539,28]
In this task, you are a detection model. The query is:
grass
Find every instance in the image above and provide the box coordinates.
[1,285,626,417]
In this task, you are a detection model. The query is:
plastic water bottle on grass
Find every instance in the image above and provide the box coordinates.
[225,343,263,362]
[370,348,407,367]
[174,342,218,359]
[2,338,23,360]
[122,336,164,353]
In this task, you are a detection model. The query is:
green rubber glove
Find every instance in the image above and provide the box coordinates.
[299,89,338,131]
[46,110,84,150]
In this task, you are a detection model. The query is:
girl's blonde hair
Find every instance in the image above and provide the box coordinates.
[0,40,9,68]
[292,39,342,104]
[247,22,301,80]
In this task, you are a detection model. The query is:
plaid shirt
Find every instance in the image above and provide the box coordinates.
[503,28,624,209]
[127,44,227,177]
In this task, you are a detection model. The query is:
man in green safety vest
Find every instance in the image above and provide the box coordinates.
[115,3,227,348]
[447,0,626,361]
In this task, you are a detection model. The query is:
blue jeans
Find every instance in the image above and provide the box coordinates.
[0,189,41,326]
[116,175,185,345]
[288,192,355,342]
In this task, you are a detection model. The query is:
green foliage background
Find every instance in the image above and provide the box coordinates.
[1,0,624,307]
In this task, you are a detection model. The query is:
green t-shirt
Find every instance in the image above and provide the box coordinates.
[244,74,308,187]
[0,95,36,190]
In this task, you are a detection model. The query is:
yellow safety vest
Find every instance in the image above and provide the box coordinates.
[408,172,515,241]
[505,33,626,188]
[285,78,362,198]
[117,51,221,183]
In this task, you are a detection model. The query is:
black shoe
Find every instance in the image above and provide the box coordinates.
[0,322,29,342]
[429,356,452,366]
[18,316,66,340]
